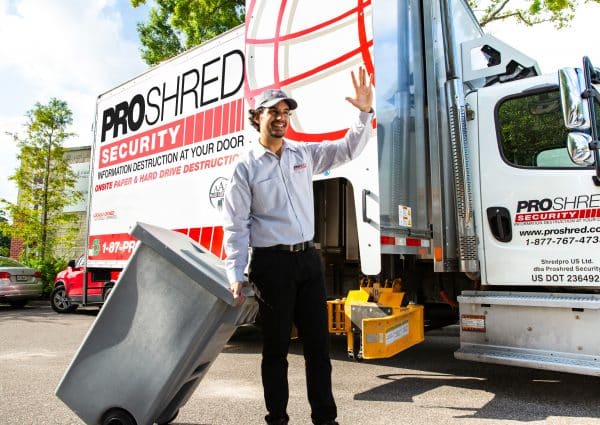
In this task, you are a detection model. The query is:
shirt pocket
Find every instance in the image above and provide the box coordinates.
[252,176,287,216]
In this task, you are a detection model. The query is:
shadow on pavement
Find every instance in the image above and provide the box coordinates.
[345,327,600,422]
[4,302,599,422]
[227,324,600,422]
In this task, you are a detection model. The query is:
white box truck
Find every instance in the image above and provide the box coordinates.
[53,0,600,376]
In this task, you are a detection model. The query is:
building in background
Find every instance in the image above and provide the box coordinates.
[57,146,91,260]
[10,146,91,260]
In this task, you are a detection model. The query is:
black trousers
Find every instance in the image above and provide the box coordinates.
[249,247,337,425]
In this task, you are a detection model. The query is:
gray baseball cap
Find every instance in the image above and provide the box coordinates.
[255,89,298,110]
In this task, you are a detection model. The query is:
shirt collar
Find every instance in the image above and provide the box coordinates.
[251,138,298,157]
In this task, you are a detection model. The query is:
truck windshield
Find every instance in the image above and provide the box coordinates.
[497,89,600,168]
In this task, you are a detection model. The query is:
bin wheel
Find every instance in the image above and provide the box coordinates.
[157,409,179,424]
[101,408,137,425]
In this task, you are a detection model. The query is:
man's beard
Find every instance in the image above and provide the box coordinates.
[268,124,286,138]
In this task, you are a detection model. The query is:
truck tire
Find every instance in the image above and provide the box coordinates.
[101,408,137,425]
[50,285,78,314]
[102,284,113,302]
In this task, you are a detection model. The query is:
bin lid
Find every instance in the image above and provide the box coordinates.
[130,222,235,305]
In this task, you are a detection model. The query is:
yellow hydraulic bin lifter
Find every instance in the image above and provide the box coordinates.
[328,278,424,360]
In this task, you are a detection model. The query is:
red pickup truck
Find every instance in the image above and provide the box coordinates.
[51,256,120,313]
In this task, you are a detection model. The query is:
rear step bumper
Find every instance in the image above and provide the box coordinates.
[455,344,600,376]
[456,290,600,376]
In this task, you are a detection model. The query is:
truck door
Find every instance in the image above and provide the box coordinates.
[244,0,382,276]
[476,78,600,287]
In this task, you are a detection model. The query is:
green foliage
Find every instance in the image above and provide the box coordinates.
[0,210,10,257]
[136,2,184,65]
[497,91,568,166]
[22,256,67,297]
[0,98,82,263]
[130,0,600,65]
[498,90,600,167]
[468,0,599,28]
[131,0,245,65]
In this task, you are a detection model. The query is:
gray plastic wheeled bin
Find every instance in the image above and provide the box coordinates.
[56,222,258,425]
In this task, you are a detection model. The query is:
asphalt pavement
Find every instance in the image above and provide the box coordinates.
[1,302,599,425]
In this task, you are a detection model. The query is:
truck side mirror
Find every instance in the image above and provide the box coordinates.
[68,259,76,268]
[567,132,595,166]
[558,67,591,130]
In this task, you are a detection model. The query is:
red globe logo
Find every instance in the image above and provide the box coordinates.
[245,0,374,142]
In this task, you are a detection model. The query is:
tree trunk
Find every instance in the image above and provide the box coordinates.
[41,131,54,261]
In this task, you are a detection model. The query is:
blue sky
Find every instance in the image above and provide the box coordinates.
[0,1,148,116]
[0,0,598,206]
[0,0,150,205]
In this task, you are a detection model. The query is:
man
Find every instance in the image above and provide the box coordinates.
[222,67,374,425]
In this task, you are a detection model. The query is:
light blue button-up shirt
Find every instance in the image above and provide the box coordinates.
[222,110,374,283]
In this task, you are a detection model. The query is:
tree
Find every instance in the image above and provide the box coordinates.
[131,0,599,65]
[0,98,82,264]
[131,0,245,65]
[469,0,600,28]
[0,210,10,257]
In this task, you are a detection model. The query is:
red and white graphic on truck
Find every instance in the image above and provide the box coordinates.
[515,194,600,224]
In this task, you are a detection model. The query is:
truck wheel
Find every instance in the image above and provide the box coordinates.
[102,285,113,302]
[101,408,137,425]
[50,285,77,313]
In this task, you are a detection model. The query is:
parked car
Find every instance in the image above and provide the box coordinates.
[51,256,119,313]
[0,256,43,308]
[51,257,83,313]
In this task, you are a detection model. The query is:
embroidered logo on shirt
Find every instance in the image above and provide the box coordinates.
[293,163,307,171]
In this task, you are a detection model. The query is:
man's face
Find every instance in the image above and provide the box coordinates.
[256,100,292,140]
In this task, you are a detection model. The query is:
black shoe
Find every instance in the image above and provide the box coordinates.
[266,418,288,425]
[316,421,339,425]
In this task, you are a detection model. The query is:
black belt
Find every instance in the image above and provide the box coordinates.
[254,241,314,252]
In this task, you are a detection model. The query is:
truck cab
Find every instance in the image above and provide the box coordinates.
[51,256,120,313]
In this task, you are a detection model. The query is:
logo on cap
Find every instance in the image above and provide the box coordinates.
[256,89,298,110]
